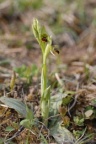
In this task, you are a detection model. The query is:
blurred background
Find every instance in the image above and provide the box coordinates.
[0,0,96,75]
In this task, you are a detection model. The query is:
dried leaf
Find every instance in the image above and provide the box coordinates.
[85,110,93,118]
[10,71,16,91]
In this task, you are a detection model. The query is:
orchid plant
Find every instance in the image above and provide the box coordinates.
[32,19,55,126]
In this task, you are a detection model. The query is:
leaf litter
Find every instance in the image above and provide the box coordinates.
[0,0,96,143]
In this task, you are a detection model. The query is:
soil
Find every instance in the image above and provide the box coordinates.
[0,0,96,143]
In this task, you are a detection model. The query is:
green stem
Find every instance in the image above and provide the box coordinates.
[41,56,49,126]
[32,19,52,126]
[41,55,47,96]
[41,66,47,96]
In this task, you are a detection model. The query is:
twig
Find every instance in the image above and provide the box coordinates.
[68,94,79,117]
[55,73,63,86]
[74,127,87,144]
[4,126,24,143]
[46,114,60,120]
[37,121,50,142]
[68,83,79,117]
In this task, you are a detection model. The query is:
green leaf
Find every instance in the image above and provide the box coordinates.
[43,44,52,63]
[41,86,51,121]
[40,133,48,144]
[62,95,72,106]
[26,106,34,120]
[50,122,75,144]
[0,96,27,117]
[43,86,50,100]
[0,138,4,144]
[5,126,15,132]
[50,93,68,115]
[20,119,30,128]
[73,116,84,126]
[14,64,38,84]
